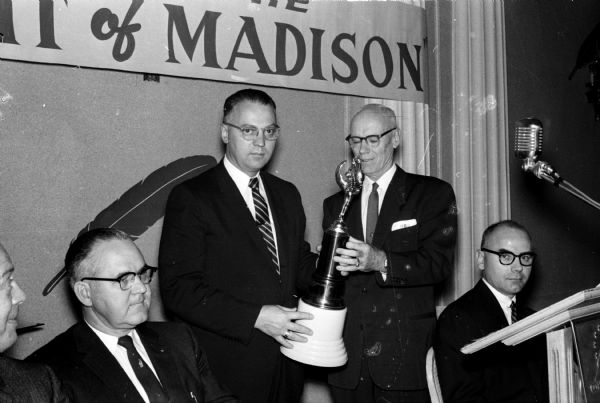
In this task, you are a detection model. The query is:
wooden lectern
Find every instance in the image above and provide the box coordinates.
[461,288,600,403]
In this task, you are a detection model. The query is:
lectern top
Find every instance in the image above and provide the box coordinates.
[461,287,600,354]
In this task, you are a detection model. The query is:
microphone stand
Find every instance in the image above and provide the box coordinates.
[522,158,600,211]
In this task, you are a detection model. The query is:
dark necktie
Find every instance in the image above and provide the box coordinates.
[118,335,169,403]
[510,300,518,324]
[249,177,280,274]
[366,183,379,244]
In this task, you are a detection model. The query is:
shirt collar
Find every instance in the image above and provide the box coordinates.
[482,278,516,309]
[224,155,261,194]
[363,165,396,194]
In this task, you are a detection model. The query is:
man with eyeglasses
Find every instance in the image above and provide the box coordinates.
[434,220,548,403]
[159,88,317,403]
[28,228,237,403]
[324,103,457,402]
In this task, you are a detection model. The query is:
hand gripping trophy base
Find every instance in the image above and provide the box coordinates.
[281,158,362,367]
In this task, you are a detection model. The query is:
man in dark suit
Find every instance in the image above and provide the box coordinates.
[434,220,548,402]
[0,240,69,402]
[325,103,457,402]
[28,228,236,403]
[159,88,317,403]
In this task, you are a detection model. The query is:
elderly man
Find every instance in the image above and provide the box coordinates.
[159,88,317,403]
[0,241,69,402]
[28,228,236,403]
[325,103,458,402]
[434,220,548,402]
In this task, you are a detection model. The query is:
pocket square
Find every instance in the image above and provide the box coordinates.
[392,219,417,231]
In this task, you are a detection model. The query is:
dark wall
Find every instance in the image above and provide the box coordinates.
[506,0,600,309]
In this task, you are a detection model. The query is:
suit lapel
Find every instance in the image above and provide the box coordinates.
[74,323,144,403]
[214,163,276,271]
[372,167,408,247]
[473,280,511,327]
[137,324,183,399]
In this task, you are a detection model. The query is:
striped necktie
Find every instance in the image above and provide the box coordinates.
[249,177,280,274]
[510,300,518,324]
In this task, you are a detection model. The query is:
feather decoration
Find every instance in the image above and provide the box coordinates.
[42,155,217,296]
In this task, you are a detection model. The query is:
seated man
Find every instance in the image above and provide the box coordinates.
[0,240,69,402]
[434,220,548,403]
[28,228,237,403]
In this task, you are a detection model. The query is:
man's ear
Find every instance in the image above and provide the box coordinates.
[73,281,93,307]
[221,124,229,144]
[392,129,401,149]
[476,250,485,272]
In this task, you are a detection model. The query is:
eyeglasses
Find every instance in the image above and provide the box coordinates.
[80,265,156,291]
[481,248,536,267]
[223,122,281,141]
[345,127,396,147]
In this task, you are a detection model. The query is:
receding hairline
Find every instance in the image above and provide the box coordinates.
[480,220,532,249]
[351,103,397,130]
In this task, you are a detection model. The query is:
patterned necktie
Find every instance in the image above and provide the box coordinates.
[510,300,518,324]
[249,177,280,274]
[366,183,379,244]
[118,335,169,403]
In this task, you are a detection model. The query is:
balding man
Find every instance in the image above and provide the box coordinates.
[0,241,69,402]
[325,104,458,402]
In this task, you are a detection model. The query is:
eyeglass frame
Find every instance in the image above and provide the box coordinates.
[345,127,397,147]
[222,121,281,141]
[480,248,536,267]
[80,265,157,291]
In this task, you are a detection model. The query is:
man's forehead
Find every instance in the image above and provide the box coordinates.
[91,239,144,273]
[351,111,388,132]
[487,227,531,250]
[0,246,13,276]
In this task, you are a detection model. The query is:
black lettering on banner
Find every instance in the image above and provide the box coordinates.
[363,36,392,88]
[310,28,325,81]
[38,0,60,49]
[331,32,357,84]
[398,43,422,91]
[0,0,19,44]
[274,22,305,76]
[249,0,308,13]
[90,0,143,62]
[164,5,221,67]
[226,16,274,74]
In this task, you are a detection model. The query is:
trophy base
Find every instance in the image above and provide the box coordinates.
[280,299,348,367]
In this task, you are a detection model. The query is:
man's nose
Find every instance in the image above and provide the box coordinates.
[130,275,148,293]
[253,131,266,147]
[12,281,26,305]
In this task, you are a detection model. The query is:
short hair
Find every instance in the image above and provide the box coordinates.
[223,88,276,120]
[65,228,131,286]
[352,103,397,129]
[480,220,531,249]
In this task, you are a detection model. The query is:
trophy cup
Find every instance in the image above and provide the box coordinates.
[281,157,363,367]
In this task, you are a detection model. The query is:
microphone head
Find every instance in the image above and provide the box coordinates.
[514,117,543,160]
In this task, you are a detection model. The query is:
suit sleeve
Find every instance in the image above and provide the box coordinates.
[434,307,488,403]
[378,179,457,288]
[183,326,239,403]
[159,184,262,343]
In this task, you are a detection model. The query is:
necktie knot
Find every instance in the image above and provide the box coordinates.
[249,177,259,190]
[118,335,135,350]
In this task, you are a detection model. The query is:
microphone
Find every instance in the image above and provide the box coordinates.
[514,118,561,184]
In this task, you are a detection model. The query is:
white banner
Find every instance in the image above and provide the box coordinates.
[0,0,425,101]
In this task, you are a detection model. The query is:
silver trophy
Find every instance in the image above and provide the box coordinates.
[281,157,363,367]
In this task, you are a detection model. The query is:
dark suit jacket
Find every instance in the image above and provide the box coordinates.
[159,161,317,403]
[323,166,457,390]
[0,355,69,402]
[434,280,548,403]
[27,321,236,403]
